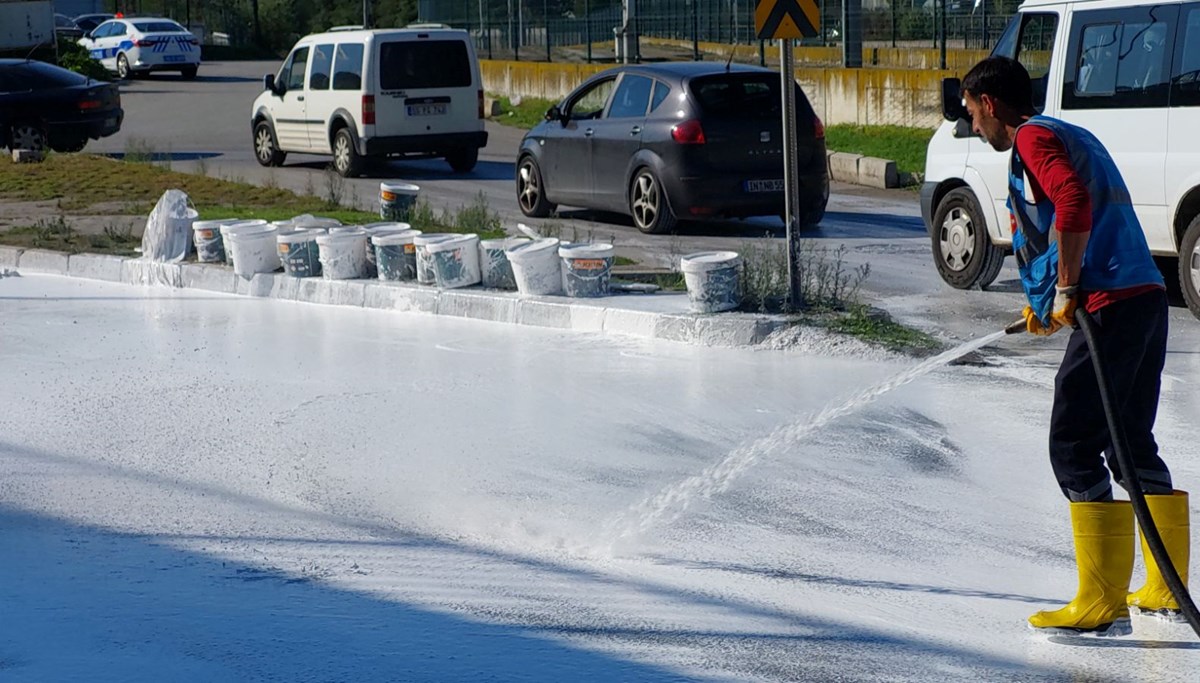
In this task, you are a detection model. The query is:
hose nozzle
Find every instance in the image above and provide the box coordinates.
[1005,317,1028,335]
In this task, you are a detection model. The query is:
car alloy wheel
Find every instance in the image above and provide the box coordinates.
[334,135,351,174]
[255,127,275,164]
[632,173,661,230]
[10,123,46,151]
[938,205,975,272]
[517,159,541,213]
[117,53,131,80]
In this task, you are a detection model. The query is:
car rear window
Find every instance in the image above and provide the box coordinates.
[688,74,813,119]
[4,62,88,89]
[132,21,186,33]
[378,40,471,90]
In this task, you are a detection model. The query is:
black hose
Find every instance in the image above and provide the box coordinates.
[1075,308,1200,637]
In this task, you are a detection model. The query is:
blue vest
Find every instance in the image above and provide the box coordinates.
[1007,116,1163,323]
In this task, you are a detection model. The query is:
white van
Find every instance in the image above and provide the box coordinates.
[922,0,1200,320]
[250,26,487,178]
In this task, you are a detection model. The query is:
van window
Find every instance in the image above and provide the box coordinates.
[1063,6,1178,109]
[378,40,471,90]
[310,44,334,90]
[992,13,1059,111]
[607,74,653,118]
[1172,4,1200,106]
[333,43,364,90]
[283,47,309,92]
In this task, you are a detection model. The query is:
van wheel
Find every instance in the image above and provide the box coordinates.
[931,187,1004,289]
[332,127,362,177]
[253,120,286,167]
[446,147,478,173]
[1180,215,1200,321]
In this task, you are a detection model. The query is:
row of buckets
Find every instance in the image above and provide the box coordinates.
[189,214,626,298]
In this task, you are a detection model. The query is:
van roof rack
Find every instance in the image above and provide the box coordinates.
[328,25,364,32]
[405,22,451,29]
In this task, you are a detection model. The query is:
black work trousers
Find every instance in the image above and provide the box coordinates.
[1048,288,1172,502]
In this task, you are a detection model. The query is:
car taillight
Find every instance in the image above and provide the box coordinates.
[362,95,375,125]
[189,38,199,45]
[79,99,102,110]
[135,39,156,47]
[670,120,706,145]
[477,89,484,119]
[813,115,825,139]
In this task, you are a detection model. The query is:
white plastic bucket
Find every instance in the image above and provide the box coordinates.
[362,222,412,278]
[380,182,420,221]
[506,238,563,296]
[316,230,369,280]
[277,228,324,278]
[219,219,268,265]
[680,251,742,313]
[227,225,280,278]
[427,233,481,289]
[479,237,530,290]
[372,229,423,281]
[413,233,457,285]
[192,218,234,263]
[559,242,614,298]
[290,215,342,229]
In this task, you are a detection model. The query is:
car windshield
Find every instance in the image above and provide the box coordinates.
[688,73,812,119]
[14,61,89,88]
[378,40,470,90]
[132,21,186,33]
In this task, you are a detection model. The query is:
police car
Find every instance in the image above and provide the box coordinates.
[79,17,201,80]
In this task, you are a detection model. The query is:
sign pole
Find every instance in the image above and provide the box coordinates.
[780,38,800,310]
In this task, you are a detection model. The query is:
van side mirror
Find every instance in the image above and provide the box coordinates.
[942,77,969,122]
[545,105,565,124]
[264,73,282,96]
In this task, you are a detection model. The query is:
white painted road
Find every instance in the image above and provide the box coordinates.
[2,274,1198,681]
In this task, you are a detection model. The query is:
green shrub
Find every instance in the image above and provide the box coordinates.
[57,41,111,82]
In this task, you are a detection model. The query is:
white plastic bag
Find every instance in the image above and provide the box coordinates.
[141,189,197,262]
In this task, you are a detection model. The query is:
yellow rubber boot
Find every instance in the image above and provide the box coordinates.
[1029,501,1134,634]
[1128,490,1190,615]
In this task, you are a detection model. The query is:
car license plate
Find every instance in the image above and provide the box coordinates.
[163,55,185,63]
[407,104,447,117]
[745,179,785,193]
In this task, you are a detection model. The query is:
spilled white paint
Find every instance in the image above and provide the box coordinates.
[1,274,1198,682]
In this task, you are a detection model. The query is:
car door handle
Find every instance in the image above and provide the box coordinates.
[630,126,641,135]
[584,128,594,137]
[297,95,305,101]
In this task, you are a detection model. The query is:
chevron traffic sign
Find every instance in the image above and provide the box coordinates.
[755,0,820,40]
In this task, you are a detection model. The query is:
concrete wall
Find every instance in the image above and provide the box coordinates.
[480,60,955,130]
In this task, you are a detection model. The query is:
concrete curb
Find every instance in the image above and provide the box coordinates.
[7,255,792,348]
[827,151,899,189]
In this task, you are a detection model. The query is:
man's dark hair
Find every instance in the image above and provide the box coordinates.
[961,56,1034,111]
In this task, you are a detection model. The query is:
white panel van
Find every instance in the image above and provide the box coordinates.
[922,0,1200,320]
[250,26,487,178]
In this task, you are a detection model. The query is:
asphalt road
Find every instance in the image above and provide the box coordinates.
[88,60,1200,343]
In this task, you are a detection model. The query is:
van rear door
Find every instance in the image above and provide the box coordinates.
[372,35,481,142]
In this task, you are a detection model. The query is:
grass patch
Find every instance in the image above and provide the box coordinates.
[489,94,559,130]
[195,206,380,225]
[613,256,638,267]
[2,218,140,256]
[823,124,934,178]
[823,305,940,352]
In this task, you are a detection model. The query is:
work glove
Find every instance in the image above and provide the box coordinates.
[1050,285,1079,330]
[1022,305,1060,336]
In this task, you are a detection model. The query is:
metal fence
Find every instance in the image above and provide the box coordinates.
[418,0,1017,62]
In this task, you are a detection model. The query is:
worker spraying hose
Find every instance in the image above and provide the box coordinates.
[962,56,1192,637]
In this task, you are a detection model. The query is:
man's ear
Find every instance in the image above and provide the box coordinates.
[979,93,998,118]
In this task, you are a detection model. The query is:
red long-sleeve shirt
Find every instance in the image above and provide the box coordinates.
[1013,125,1161,312]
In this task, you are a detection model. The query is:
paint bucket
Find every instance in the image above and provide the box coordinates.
[192,219,233,263]
[226,225,280,278]
[413,233,457,285]
[316,230,369,280]
[380,182,420,221]
[681,251,742,313]
[372,229,423,281]
[479,236,530,290]
[359,222,411,278]
[277,228,324,278]
[427,233,481,289]
[290,215,342,229]
[219,220,268,265]
[506,238,563,296]
[559,243,614,298]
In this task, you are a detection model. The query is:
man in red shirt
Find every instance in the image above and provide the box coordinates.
[959,57,1186,634]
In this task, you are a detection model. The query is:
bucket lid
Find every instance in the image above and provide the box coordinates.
[193,219,236,231]
[380,182,420,194]
[559,242,614,259]
[291,215,342,229]
[277,228,323,244]
[227,226,278,242]
[481,236,531,250]
[371,229,423,246]
[680,250,741,273]
[219,219,268,234]
[363,222,412,233]
[412,232,457,246]
[425,233,479,253]
[222,223,274,238]
[328,225,364,234]
[505,237,560,261]
[316,231,367,245]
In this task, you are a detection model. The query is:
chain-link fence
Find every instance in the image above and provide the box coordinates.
[418,0,1017,63]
